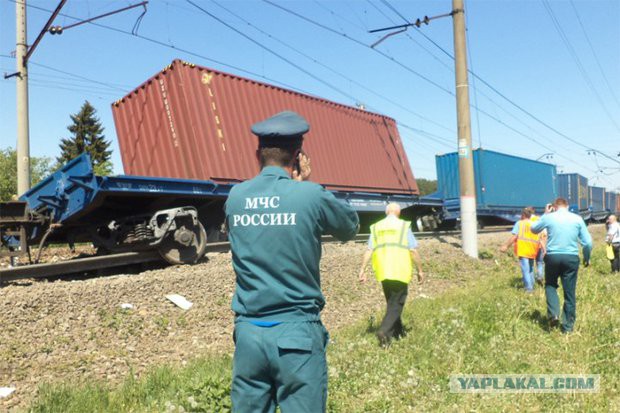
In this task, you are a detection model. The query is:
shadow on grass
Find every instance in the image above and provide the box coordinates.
[365,316,379,334]
[508,276,525,289]
[529,309,556,333]
[436,236,460,248]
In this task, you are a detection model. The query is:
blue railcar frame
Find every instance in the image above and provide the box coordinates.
[12,153,442,248]
[20,153,234,227]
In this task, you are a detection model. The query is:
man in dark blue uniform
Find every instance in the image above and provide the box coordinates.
[225,111,359,413]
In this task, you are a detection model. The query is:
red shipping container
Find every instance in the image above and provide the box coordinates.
[112,60,418,195]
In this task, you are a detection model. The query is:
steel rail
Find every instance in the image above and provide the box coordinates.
[0,250,161,283]
[1,227,510,284]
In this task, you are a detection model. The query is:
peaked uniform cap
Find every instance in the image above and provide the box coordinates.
[251,111,309,146]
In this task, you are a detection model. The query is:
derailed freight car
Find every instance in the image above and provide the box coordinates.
[112,59,439,232]
[1,154,230,266]
[435,149,557,226]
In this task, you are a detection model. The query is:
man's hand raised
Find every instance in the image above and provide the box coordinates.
[292,152,311,181]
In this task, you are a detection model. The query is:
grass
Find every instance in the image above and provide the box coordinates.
[29,358,232,413]
[26,243,620,412]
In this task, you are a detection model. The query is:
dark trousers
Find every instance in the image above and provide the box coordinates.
[232,321,328,413]
[611,244,620,272]
[378,280,408,341]
[544,254,580,332]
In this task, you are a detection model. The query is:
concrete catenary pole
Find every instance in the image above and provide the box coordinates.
[16,0,31,196]
[452,0,478,258]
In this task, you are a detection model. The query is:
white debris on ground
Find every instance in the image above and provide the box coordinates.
[0,387,15,399]
[165,294,193,310]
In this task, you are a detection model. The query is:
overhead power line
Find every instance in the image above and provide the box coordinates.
[542,0,620,134]
[13,0,315,96]
[208,0,455,134]
[186,0,362,106]
[1,53,130,92]
[376,3,620,167]
[261,0,603,173]
[14,0,453,155]
[190,0,454,154]
[378,0,599,163]
[374,0,612,187]
[262,0,454,96]
[569,0,620,110]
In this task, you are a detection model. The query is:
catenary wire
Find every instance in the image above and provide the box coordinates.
[365,0,454,72]
[542,0,620,134]
[192,0,454,154]
[262,0,455,96]
[385,3,620,167]
[186,0,362,106]
[9,0,318,97]
[261,1,601,174]
[378,1,599,159]
[1,53,130,92]
[377,0,483,146]
[569,0,620,110]
[11,0,452,155]
[208,0,455,134]
[9,0,616,185]
[7,0,454,155]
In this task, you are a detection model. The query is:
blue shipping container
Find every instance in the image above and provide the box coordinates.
[589,186,606,212]
[436,149,557,209]
[558,173,589,210]
[605,191,617,212]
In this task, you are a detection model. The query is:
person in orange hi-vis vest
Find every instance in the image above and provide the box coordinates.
[528,207,547,286]
[500,208,541,293]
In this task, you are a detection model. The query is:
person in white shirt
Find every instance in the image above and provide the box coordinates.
[606,214,620,273]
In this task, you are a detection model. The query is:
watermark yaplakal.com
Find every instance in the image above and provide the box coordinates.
[450,375,600,393]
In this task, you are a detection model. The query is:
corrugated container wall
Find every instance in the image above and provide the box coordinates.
[605,191,617,212]
[558,173,589,210]
[436,149,557,208]
[588,186,606,212]
[112,60,418,195]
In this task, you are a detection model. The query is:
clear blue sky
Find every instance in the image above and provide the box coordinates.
[1,0,619,192]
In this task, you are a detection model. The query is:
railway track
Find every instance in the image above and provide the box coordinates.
[0,227,510,284]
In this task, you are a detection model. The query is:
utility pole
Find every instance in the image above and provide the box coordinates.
[368,1,479,258]
[452,0,478,258]
[8,0,147,197]
[16,0,30,196]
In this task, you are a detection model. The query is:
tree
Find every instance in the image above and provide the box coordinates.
[57,101,113,175]
[0,148,53,201]
[416,178,438,196]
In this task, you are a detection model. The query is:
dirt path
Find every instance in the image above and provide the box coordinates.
[0,232,507,410]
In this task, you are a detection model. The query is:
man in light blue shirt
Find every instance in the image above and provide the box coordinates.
[531,198,592,333]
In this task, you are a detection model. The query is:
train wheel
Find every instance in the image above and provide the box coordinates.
[158,222,207,265]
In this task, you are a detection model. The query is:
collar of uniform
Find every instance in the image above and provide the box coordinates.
[260,165,291,179]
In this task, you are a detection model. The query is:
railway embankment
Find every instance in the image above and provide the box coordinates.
[3,228,614,411]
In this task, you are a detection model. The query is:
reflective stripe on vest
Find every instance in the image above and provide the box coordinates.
[515,219,540,259]
[370,217,413,284]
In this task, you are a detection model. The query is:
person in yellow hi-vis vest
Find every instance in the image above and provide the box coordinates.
[500,208,541,293]
[359,203,424,347]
